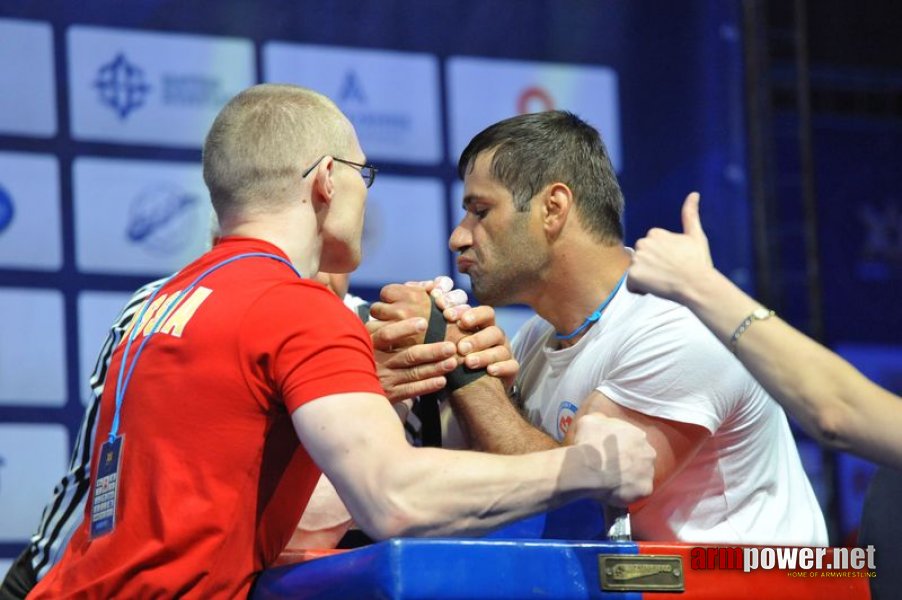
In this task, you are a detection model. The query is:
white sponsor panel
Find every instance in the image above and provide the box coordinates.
[264,43,442,164]
[0,289,66,406]
[0,152,61,270]
[0,425,68,541]
[78,291,137,406]
[447,57,622,171]
[0,19,56,137]
[68,26,254,148]
[353,176,447,286]
[73,157,212,275]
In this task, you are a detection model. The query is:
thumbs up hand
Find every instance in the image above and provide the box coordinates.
[627,193,715,303]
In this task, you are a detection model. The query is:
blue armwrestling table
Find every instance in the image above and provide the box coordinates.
[252,538,871,600]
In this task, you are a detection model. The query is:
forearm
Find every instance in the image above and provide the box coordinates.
[448,376,560,454]
[372,442,604,538]
[295,392,653,543]
[682,269,902,468]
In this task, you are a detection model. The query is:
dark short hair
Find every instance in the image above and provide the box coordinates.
[457,110,624,242]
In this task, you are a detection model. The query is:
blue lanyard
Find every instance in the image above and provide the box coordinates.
[554,271,628,341]
[108,252,302,443]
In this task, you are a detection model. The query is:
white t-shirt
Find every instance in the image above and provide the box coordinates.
[513,279,828,545]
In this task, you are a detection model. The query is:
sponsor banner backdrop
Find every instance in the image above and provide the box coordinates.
[0,425,68,542]
[264,43,443,165]
[0,289,67,406]
[67,26,255,148]
[447,57,622,171]
[0,19,56,138]
[77,291,137,406]
[0,152,61,271]
[352,176,446,286]
[73,157,212,276]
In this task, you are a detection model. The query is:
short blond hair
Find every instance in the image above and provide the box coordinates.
[203,83,351,220]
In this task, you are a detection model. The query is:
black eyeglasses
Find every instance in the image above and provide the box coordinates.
[301,156,378,189]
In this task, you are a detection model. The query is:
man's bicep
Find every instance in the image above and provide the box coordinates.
[568,390,710,488]
[291,392,408,479]
[291,392,411,538]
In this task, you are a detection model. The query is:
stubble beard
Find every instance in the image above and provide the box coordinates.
[466,211,546,307]
[470,273,509,307]
[470,250,545,307]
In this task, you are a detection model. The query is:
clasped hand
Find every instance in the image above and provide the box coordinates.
[368,276,518,402]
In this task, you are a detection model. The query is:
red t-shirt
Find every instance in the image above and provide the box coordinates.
[31,237,384,599]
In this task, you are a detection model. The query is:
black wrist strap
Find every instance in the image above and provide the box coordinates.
[446,363,487,391]
[422,298,487,392]
[424,300,447,345]
[414,392,443,448]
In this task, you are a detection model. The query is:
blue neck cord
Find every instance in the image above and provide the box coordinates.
[108,252,301,443]
[554,271,628,341]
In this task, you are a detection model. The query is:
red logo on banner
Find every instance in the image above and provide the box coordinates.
[516,86,555,114]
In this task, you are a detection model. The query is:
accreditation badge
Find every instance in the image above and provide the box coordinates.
[90,435,124,538]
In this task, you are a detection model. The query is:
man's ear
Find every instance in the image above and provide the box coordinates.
[310,157,336,208]
[542,182,573,239]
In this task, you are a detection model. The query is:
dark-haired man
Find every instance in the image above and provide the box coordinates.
[445,110,826,545]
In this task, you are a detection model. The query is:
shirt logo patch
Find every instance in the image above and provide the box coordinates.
[557,400,579,438]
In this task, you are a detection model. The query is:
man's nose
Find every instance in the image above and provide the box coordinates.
[449,216,473,252]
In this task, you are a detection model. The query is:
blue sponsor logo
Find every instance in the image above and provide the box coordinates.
[161,74,229,107]
[339,70,367,104]
[94,52,228,120]
[126,184,199,255]
[94,53,152,119]
[0,185,14,234]
[337,69,412,142]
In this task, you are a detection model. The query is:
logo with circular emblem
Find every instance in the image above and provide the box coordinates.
[94,53,151,120]
[516,86,556,114]
[0,185,14,234]
[557,400,579,437]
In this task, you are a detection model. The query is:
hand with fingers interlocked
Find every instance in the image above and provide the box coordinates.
[367,276,518,402]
